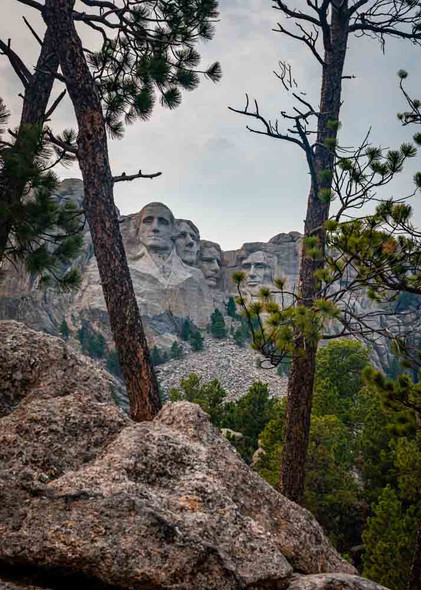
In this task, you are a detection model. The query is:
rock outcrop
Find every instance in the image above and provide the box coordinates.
[0,321,389,590]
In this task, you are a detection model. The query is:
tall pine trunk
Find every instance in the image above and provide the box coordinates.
[407,504,421,590]
[0,26,58,258]
[43,0,161,421]
[280,2,350,504]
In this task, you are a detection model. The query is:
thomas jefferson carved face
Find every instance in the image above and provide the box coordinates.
[198,242,221,288]
[138,203,176,254]
[242,251,271,295]
[175,219,200,266]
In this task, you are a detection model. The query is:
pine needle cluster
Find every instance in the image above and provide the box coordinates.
[0,100,84,290]
[85,0,222,138]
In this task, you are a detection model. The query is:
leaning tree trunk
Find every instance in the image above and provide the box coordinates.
[280,2,350,504]
[407,503,421,590]
[43,0,161,421]
[0,26,58,258]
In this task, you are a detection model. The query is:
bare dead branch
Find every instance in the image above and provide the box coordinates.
[113,169,162,182]
[44,89,67,121]
[0,38,33,88]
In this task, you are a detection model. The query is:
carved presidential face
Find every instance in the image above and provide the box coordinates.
[175,220,200,266]
[138,203,175,254]
[242,251,271,295]
[198,244,221,288]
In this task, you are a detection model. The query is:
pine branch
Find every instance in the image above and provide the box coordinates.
[350,22,421,42]
[44,89,67,121]
[16,0,43,11]
[0,38,33,88]
[273,23,325,65]
[229,95,304,148]
[113,169,162,182]
[22,16,43,46]
[273,0,322,27]
[45,129,78,155]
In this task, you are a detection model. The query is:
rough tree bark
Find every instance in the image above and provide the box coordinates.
[280,1,350,504]
[407,505,421,590]
[0,26,58,258]
[42,0,161,421]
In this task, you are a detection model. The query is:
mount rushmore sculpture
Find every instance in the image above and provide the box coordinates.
[0,179,301,346]
[0,179,407,372]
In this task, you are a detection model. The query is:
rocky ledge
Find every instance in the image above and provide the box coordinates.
[0,321,388,590]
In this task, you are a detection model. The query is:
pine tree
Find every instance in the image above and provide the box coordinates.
[231,0,421,503]
[0,26,60,259]
[170,341,184,360]
[0,99,83,289]
[169,374,227,426]
[221,382,275,463]
[180,319,192,342]
[364,363,421,590]
[210,309,226,339]
[59,319,70,340]
[362,485,417,590]
[190,330,204,352]
[78,324,107,359]
[233,326,247,347]
[12,0,221,422]
[151,347,168,367]
[106,350,123,379]
[226,296,237,319]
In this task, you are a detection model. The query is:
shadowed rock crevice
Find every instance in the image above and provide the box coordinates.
[0,563,127,590]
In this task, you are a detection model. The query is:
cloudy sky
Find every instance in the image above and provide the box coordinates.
[1,0,421,250]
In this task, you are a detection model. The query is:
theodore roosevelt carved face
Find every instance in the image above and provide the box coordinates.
[198,241,222,287]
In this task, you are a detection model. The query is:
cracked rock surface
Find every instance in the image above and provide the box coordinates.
[0,321,389,590]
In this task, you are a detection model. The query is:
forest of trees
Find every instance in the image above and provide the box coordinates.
[170,338,420,590]
[1,1,421,589]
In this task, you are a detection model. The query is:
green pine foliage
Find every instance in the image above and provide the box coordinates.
[190,329,204,351]
[233,323,248,347]
[84,1,222,138]
[59,319,70,340]
[170,340,184,360]
[221,382,275,463]
[210,308,227,339]
[169,373,227,427]
[226,296,237,319]
[180,318,193,341]
[362,486,417,590]
[106,350,123,379]
[150,346,169,367]
[276,357,291,377]
[313,340,369,428]
[0,102,83,290]
[254,396,362,552]
[77,324,106,359]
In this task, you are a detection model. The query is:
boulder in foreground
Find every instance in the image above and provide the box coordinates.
[0,322,388,590]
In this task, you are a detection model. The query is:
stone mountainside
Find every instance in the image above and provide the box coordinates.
[0,178,411,393]
[158,336,288,400]
[0,321,389,590]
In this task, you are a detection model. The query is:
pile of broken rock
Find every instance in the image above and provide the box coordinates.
[0,321,387,590]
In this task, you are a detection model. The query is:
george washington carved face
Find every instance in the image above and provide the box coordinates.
[138,202,176,255]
